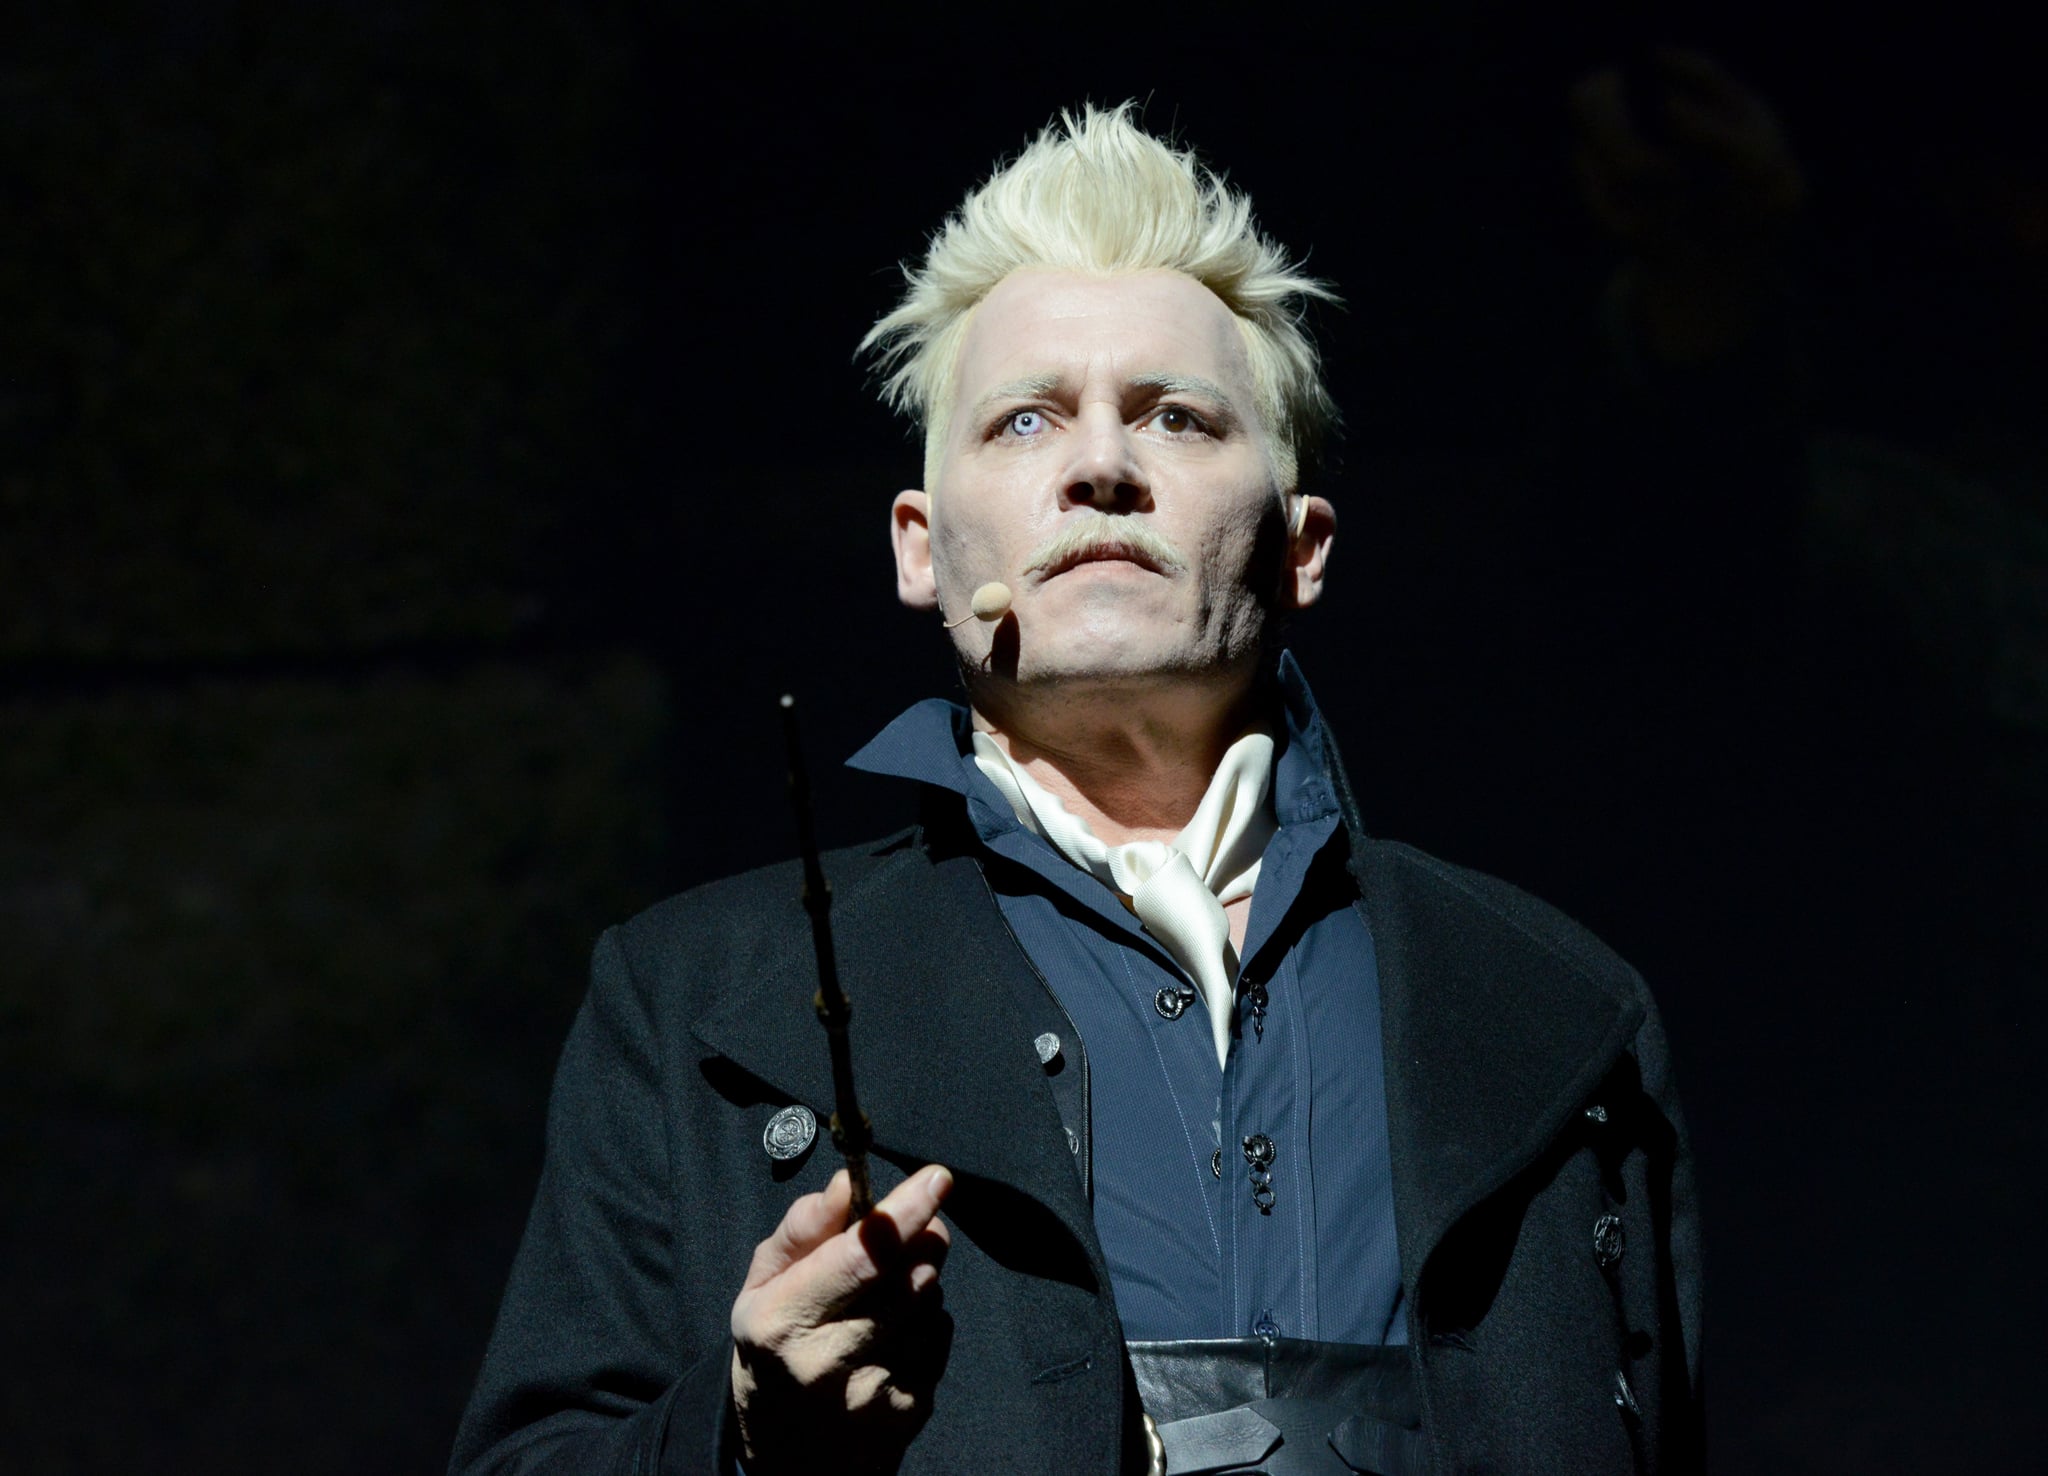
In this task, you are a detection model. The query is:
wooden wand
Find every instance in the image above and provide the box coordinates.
[778,693,875,1221]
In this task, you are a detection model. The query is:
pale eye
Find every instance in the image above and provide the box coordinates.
[1005,409,1048,437]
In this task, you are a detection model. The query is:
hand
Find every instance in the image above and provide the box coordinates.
[729,1164,955,1474]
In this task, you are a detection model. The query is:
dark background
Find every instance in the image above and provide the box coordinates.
[4,3,2043,1471]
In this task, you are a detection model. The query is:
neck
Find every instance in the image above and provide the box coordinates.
[968,666,1269,847]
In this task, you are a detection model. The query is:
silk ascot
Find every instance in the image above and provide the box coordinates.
[970,731,1277,1069]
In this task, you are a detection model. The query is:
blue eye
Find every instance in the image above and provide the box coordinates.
[1006,410,1047,437]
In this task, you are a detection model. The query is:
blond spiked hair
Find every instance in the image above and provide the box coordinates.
[860,102,1340,492]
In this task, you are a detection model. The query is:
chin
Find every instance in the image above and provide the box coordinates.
[1015,640,1246,690]
[1011,616,1178,680]
[1017,653,1173,687]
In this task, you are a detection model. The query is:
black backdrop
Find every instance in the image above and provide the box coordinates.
[5,4,2043,1471]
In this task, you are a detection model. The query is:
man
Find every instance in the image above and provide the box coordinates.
[451,104,1702,1475]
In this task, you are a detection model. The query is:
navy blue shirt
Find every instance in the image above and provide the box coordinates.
[849,655,1405,1346]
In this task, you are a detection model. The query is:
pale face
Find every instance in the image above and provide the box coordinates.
[890,269,1334,696]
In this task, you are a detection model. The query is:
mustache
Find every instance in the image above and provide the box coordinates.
[1019,514,1188,579]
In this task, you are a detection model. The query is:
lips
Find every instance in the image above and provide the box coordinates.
[1039,541,1167,580]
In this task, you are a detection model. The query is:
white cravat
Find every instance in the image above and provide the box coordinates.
[972,731,1277,1069]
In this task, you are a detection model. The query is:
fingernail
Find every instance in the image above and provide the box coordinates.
[924,1165,952,1197]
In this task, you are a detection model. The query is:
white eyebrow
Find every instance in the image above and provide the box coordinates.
[1127,372,1236,407]
[965,371,1242,426]
[967,374,1062,423]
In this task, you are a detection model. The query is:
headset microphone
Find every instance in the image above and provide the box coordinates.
[942,581,1014,630]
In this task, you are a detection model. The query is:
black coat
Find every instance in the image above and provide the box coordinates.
[451,780,1703,1475]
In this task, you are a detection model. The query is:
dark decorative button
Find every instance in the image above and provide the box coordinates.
[1154,987,1190,1020]
[1242,1133,1278,1213]
[1065,1126,1080,1155]
[762,1105,817,1162]
[1613,1369,1640,1418]
[1584,1103,1609,1124]
[1212,1148,1222,1179]
[1593,1213,1627,1268]
[1033,1031,1061,1065]
[1252,1312,1281,1341]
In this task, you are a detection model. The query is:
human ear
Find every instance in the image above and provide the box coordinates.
[891,490,939,611]
[1284,495,1336,609]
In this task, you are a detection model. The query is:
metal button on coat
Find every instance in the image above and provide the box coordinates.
[762,1105,817,1162]
[1584,1103,1609,1124]
[1593,1213,1627,1267]
[1033,1031,1061,1065]
[1242,1133,1276,1169]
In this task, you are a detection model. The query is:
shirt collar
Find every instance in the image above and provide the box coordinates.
[846,650,1343,833]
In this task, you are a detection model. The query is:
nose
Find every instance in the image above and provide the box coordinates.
[1060,408,1148,511]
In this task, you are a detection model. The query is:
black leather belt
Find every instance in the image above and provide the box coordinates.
[1127,1338,1428,1476]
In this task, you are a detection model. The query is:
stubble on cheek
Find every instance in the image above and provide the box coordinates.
[926,511,980,610]
[1192,500,1289,655]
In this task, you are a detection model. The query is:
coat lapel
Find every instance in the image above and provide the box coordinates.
[1357,841,1644,1307]
[689,833,1099,1261]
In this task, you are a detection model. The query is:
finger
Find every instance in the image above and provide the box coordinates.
[757,1166,955,1326]
[842,1227,951,1318]
[858,1164,953,1257]
[842,1361,930,1421]
[742,1168,853,1290]
[802,1162,954,1310]
[902,1222,951,1295]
